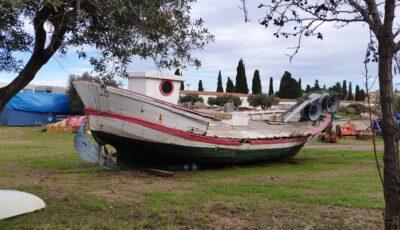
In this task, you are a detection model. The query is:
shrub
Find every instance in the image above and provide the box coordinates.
[248,94,278,109]
[179,94,204,105]
[207,95,242,107]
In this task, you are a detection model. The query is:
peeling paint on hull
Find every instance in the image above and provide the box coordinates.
[92,131,303,165]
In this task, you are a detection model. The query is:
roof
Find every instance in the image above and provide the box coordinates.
[6,93,71,113]
[127,72,184,81]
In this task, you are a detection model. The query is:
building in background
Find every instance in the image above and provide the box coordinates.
[0,82,67,94]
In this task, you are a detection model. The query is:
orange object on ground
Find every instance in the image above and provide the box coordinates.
[340,122,357,136]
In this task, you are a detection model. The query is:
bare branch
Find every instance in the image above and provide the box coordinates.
[238,0,250,22]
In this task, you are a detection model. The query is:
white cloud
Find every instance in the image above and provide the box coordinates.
[127,0,382,92]
[4,1,392,92]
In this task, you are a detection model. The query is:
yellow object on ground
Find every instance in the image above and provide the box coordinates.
[44,116,89,133]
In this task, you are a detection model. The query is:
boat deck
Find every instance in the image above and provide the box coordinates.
[206,120,314,139]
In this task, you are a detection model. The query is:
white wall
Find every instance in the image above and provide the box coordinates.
[128,77,181,104]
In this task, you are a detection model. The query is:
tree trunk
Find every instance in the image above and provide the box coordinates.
[0,55,49,112]
[0,5,68,113]
[378,35,400,229]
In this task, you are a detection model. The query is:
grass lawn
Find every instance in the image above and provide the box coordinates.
[0,126,384,229]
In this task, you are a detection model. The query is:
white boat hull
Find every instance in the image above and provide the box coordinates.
[73,81,331,164]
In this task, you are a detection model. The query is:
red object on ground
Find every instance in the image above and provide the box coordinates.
[340,122,357,136]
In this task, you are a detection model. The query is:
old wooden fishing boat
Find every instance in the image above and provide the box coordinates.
[73,72,339,165]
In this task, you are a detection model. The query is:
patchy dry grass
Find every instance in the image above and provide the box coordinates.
[0,126,384,229]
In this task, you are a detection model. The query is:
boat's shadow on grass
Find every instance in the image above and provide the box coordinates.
[114,157,310,174]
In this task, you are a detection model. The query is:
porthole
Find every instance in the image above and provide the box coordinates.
[160,80,174,96]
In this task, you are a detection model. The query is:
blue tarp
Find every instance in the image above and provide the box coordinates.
[6,93,71,113]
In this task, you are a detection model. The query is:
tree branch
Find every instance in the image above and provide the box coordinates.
[363,0,383,27]
[32,6,52,55]
[347,0,379,34]
[0,4,70,105]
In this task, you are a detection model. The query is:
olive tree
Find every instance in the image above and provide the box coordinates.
[0,0,213,110]
[242,0,400,227]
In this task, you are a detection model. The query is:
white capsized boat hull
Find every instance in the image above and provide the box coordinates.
[0,190,45,220]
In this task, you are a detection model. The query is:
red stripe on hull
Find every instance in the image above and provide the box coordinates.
[250,137,308,145]
[85,108,313,146]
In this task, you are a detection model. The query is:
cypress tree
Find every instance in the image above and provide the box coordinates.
[226,77,235,93]
[335,82,341,93]
[198,80,204,91]
[298,78,302,91]
[174,68,181,76]
[268,77,274,95]
[359,89,366,101]
[252,70,262,94]
[216,70,224,92]
[348,82,354,100]
[278,71,302,99]
[235,59,249,94]
[341,80,347,100]
[306,84,311,92]
[355,85,360,101]
[313,79,320,90]
[176,68,184,90]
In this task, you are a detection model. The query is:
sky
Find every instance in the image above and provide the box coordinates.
[1,0,391,92]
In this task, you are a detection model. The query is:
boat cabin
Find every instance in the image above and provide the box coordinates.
[127,72,184,105]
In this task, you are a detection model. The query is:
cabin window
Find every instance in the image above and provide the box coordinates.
[160,80,174,96]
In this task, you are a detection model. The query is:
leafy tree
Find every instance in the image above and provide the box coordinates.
[278,71,302,99]
[248,94,278,109]
[179,94,204,105]
[226,77,235,93]
[298,78,302,91]
[305,84,311,93]
[252,70,262,94]
[313,80,320,91]
[207,95,242,107]
[0,0,213,111]
[329,82,342,94]
[268,77,274,95]
[217,71,224,92]
[198,80,204,91]
[67,72,119,112]
[348,82,354,100]
[235,59,249,94]
[341,80,348,100]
